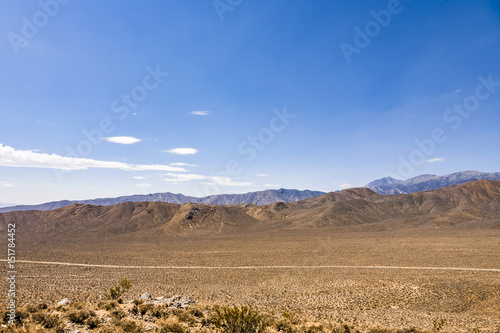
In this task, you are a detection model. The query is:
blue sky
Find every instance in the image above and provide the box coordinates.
[0,0,499,205]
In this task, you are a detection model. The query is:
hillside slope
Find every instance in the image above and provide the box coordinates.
[2,180,499,239]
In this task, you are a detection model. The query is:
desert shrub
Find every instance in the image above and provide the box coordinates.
[433,319,446,332]
[119,319,144,333]
[368,328,392,333]
[273,318,296,333]
[133,299,144,306]
[106,278,132,300]
[212,305,267,333]
[302,324,324,333]
[395,328,424,333]
[11,307,29,325]
[111,309,126,320]
[332,324,360,333]
[282,311,302,325]
[67,309,95,324]
[138,303,153,316]
[188,307,204,318]
[172,308,195,324]
[98,327,119,333]
[70,301,88,310]
[0,309,9,324]
[150,305,168,319]
[32,312,62,329]
[87,315,101,329]
[26,303,47,314]
[158,320,187,333]
[102,300,118,311]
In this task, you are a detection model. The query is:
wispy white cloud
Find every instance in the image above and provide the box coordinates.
[452,89,461,95]
[163,173,208,182]
[0,144,187,172]
[164,148,198,155]
[133,176,147,180]
[0,181,15,187]
[190,111,210,116]
[263,184,281,187]
[170,162,197,167]
[338,183,352,189]
[256,173,269,177]
[426,157,444,163]
[163,173,254,187]
[211,177,254,187]
[104,136,142,144]
[136,183,152,188]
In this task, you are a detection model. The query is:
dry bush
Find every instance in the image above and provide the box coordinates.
[331,324,360,333]
[119,319,144,333]
[10,307,29,326]
[110,309,126,320]
[395,328,425,333]
[212,305,268,333]
[172,308,196,324]
[149,305,169,319]
[97,327,120,333]
[32,312,63,329]
[67,308,95,324]
[26,303,47,314]
[133,299,144,306]
[273,318,296,333]
[86,315,101,329]
[158,318,187,333]
[99,300,118,311]
[138,303,153,316]
[187,306,204,318]
[106,278,132,300]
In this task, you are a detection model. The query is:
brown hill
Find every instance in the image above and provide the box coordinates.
[1,180,499,240]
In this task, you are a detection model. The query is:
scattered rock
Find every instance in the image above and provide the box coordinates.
[170,296,195,309]
[139,292,152,301]
[138,293,194,308]
[57,298,70,306]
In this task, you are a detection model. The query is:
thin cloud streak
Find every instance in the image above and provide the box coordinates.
[190,111,210,116]
[104,136,142,144]
[164,148,198,155]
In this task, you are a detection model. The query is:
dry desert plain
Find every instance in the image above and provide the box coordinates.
[1,228,499,332]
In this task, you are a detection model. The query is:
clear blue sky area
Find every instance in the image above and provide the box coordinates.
[1,0,499,204]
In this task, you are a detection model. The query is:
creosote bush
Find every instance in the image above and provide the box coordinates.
[106,278,132,300]
[158,319,187,333]
[67,308,95,324]
[212,305,267,333]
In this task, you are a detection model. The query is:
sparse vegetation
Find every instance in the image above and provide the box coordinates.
[67,308,95,324]
[212,305,268,333]
[5,229,500,332]
[432,319,446,332]
[106,278,132,300]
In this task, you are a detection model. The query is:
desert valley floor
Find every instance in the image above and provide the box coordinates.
[2,228,499,332]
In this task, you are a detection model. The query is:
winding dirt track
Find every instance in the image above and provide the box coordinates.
[2,259,499,272]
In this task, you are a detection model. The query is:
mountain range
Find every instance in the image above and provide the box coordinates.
[1,170,499,213]
[2,180,499,239]
[366,170,500,194]
[0,189,325,213]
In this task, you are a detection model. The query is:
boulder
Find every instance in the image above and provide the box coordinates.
[57,298,70,306]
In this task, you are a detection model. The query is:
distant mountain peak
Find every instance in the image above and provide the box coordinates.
[367,170,500,195]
